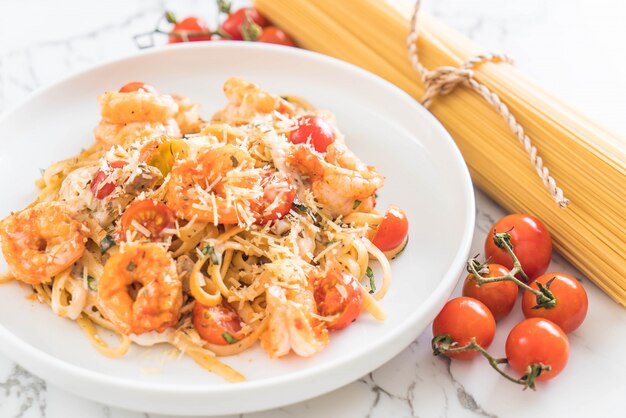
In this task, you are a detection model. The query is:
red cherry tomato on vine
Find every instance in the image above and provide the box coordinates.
[505,318,569,382]
[462,263,519,321]
[372,205,409,254]
[522,272,588,333]
[289,115,335,153]
[193,302,244,345]
[169,16,212,43]
[432,297,496,360]
[485,214,552,281]
[120,199,176,242]
[257,27,296,46]
[91,161,126,199]
[314,271,363,331]
[119,81,158,95]
[220,8,269,41]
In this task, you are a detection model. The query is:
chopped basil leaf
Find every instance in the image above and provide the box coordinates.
[366,266,376,294]
[222,331,238,344]
[201,244,221,265]
[353,200,361,209]
[100,235,115,254]
[127,261,137,271]
[292,196,308,212]
[230,155,239,168]
[87,275,97,291]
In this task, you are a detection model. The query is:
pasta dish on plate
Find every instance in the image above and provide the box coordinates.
[0,77,409,381]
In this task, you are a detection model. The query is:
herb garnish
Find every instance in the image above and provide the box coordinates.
[202,243,222,265]
[230,155,239,167]
[222,331,238,344]
[353,200,361,209]
[100,235,115,255]
[127,261,137,271]
[292,196,308,212]
[366,266,376,294]
[87,275,97,291]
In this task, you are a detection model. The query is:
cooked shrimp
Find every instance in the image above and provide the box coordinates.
[94,90,181,147]
[214,77,295,123]
[260,283,328,358]
[97,243,182,335]
[98,91,178,124]
[94,119,181,147]
[286,144,384,216]
[172,94,202,134]
[0,202,87,285]
[167,144,264,225]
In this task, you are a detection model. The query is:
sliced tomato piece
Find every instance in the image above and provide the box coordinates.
[372,205,409,253]
[257,171,296,224]
[120,199,176,241]
[288,115,335,153]
[193,302,245,345]
[119,81,158,95]
[91,161,126,199]
[314,271,364,331]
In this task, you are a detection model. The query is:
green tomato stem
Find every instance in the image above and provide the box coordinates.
[431,335,550,390]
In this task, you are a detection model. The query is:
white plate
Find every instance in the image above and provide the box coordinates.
[0,42,474,416]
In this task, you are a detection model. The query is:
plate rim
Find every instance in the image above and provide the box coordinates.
[0,41,475,402]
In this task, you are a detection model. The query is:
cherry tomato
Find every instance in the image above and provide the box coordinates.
[485,214,552,281]
[220,8,269,41]
[119,81,158,95]
[314,271,364,331]
[372,205,409,253]
[288,115,335,153]
[91,161,126,199]
[506,318,569,381]
[120,199,176,242]
[257,27,296,46]
[432,297,495,360]
[522,272,588,333]
[193,302,244,345]
[462,264,519,321]
[168,16,212,44]
[257,171,296,224]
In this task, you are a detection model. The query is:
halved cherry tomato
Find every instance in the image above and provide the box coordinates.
[91,161,126,199]
[220,8,269,41]
[193,302,244,345]
[168,16,212,43]
[257,171,296,224]
[462,264,519,321]
[257,27,296,46]
[506,318,569,381]
[119,81,158,95]
[372,205,409,254]
[522,272,588,333]
[432,297,496,360]
[120,199,176,242]
[314,271,363,331]
[288,115,335,153]
[485,214,552,282]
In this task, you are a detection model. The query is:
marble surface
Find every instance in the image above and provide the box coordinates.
[1,0,625,417]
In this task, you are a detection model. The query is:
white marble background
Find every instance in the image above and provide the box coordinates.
[1,0,625,417]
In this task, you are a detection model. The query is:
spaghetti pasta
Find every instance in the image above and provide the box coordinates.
[0,76,408,381]
[253,0,626,306]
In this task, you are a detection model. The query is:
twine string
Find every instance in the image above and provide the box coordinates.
[407,0,569,208]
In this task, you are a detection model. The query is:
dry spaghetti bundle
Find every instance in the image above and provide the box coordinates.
[253,0,626,305]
